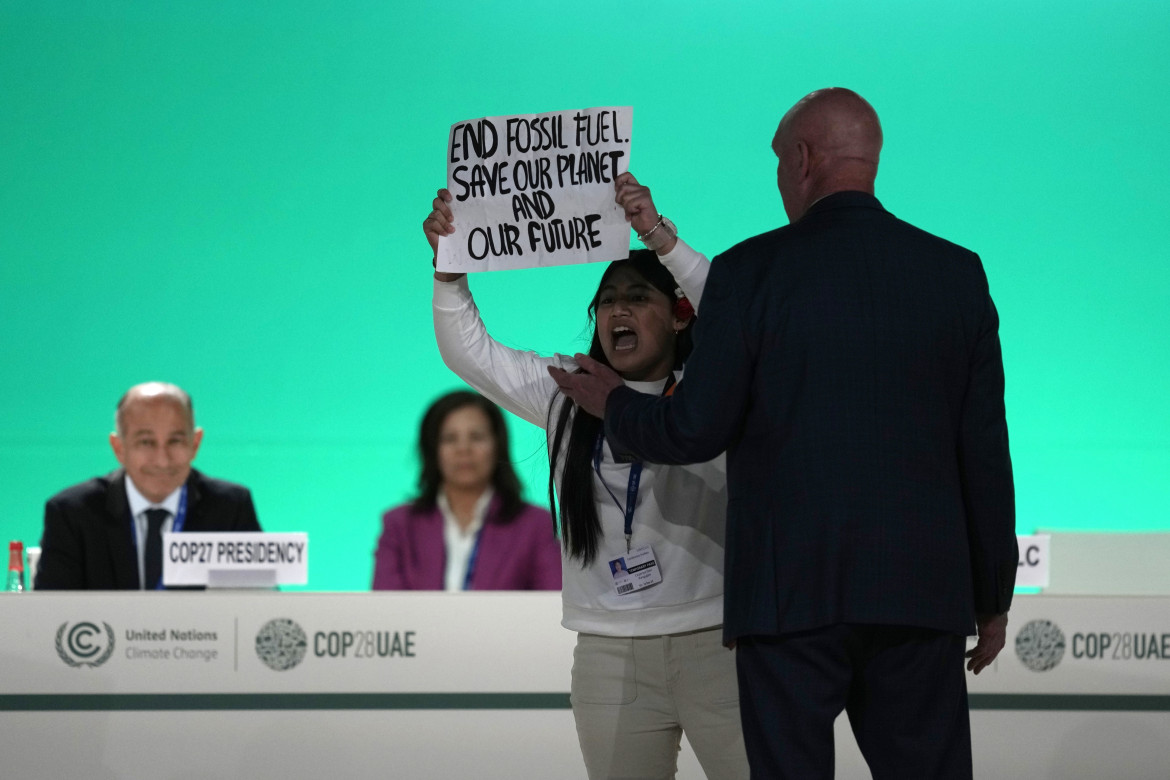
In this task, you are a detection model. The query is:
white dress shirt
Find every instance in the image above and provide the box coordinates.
[124,476,182,590]
[437,488,493,592]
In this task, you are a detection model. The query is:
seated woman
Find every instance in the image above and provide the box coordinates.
[372,390,561,591]
[426,174,748,780]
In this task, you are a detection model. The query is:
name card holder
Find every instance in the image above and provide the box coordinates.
[163,532,309,588]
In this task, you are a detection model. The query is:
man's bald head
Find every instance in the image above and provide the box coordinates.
[772,88,883,222]
[115,382,195,437]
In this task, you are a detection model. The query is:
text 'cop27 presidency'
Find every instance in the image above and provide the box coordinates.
[163,532,309,586]
[436,106,632,273]
[168,537,305,565]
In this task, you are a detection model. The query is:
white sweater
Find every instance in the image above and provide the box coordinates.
[433,240,727,636]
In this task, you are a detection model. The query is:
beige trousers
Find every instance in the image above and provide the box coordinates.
[570,626,750,780]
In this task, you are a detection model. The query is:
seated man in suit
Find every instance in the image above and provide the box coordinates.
[36,382,262,590]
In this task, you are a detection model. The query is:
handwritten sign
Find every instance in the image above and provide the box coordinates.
[436,106,632,272]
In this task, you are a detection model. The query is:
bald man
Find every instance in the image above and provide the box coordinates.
[36,382,261,590]
[552,89,1017,777]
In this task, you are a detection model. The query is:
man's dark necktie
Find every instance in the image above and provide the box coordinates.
[144,508,168,590]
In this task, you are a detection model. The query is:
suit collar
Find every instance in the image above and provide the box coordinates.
[802,190,886,219]
[186,469,204,508]
[106,468,204,515]
[105,469,130,521]
[103,470,139,589]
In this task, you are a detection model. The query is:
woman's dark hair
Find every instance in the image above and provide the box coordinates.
[412,390,525,522]
[547,249,695,564]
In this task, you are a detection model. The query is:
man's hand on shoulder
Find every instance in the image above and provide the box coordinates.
[547,354,623,419]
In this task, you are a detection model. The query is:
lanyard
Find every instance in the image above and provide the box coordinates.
[173,486,189,533]
[128,485,188,590]
[591,373,676,553]
[462,529,483,591]
[592,436,640,553]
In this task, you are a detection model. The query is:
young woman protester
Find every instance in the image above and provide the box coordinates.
[426,172,748,780]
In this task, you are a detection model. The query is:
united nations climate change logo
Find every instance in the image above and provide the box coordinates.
[1015,619,1066,672]
[255,618,308,671]
[55,621,115,668]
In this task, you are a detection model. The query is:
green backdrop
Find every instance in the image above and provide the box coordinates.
[3,1,1167,590]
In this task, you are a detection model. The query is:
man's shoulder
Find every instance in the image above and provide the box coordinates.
[822,192,981,261]
[720,196,981,267]
[189,470,253,502]
[46,472,120,509]
[885,211,981,259]
[708,227,792,285]
[187,471,260,530]
[720,225,790,261]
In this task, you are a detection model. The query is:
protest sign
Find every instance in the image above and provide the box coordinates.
[436,106,632,273]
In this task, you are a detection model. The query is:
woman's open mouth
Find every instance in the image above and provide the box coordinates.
[612,325,638,351]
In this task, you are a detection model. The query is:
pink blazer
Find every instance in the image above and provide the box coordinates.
[372,496,562,591]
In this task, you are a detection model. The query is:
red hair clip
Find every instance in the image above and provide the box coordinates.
[673,296,694,322]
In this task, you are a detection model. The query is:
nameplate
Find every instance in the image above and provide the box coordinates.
[162,532,308,586]
[1017,534,1050,588]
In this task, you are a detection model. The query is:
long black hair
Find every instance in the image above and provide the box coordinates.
[547,249,695,564]
[412,390,525,522]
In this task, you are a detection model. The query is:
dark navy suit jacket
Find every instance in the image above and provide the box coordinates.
[36,468,261,590]
[605,192,1017,642]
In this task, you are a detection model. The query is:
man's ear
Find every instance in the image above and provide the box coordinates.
[110,432,125,465]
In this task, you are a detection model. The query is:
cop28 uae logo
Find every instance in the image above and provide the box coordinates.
[55,621,116,668]
[1015,619,1066,672]
[255,618,308,671]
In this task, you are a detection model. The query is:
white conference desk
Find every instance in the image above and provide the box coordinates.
[2,592,1168,779]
